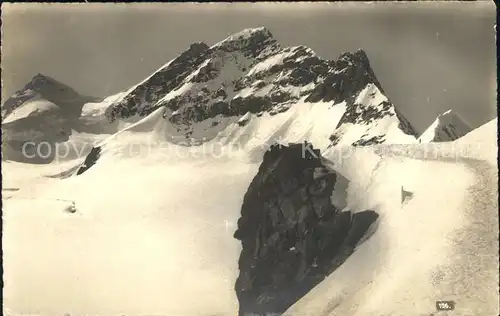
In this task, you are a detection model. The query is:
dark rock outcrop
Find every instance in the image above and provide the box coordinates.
[75,146,102,175]
[352,135,386,146]
[305,49,381,105]
[104,42,211,121]
[234,143,379,316]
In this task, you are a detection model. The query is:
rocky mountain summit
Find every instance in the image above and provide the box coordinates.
[234,143,379,315]
[103,27,418,147]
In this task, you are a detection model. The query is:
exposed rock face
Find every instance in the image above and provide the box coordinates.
[105,27,297,129]
[234,143,379,315]
[328,83,418,147]
[75,146,102,175]
[104,42,211,120]
[305,49,380,104]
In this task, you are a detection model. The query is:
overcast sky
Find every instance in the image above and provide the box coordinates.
[1,2,496,132]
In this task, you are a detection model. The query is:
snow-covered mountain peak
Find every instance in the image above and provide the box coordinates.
[5,73,74,106]
[17,73,91,99]
[440,109,453,116]
[215,26,272,43]
[418,109,472,143]
[328,83,417,147]
[28,73,64,87]
[2,73,99,120]
[337,48,370,66]
[100,27,417,148]
[1,73,104,162]
[211,27,275,50]
[210,27,280,62]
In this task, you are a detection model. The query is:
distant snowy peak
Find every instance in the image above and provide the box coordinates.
[418,109,472,143]
[310,49,418,147]
[328,83,417,147]
[102,27,416,147]
[2,73,99,120]
[1,74,101,160]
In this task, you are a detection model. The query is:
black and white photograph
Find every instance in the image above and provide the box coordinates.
[1,2,498,316]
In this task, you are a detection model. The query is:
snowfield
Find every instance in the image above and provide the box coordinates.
[2,115,497,316]
[3,148,250,316]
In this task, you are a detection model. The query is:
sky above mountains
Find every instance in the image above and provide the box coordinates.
[1,2,496,133]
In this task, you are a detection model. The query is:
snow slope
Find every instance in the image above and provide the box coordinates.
[2,145,252,316]
[76,97,347,170]
[85,90,407,168]
[2,97,60,124]
[3,118,498,316]
[454,117,497,164]
[419,109,472,143]
[286,118,499,316]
